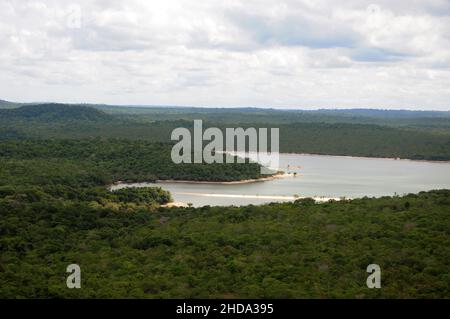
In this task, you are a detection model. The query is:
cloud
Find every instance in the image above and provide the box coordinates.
[351,48,412,62]
[225,11,360,49]
[0,0,449,109]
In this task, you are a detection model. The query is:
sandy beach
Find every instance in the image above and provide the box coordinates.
[160,193,341,208]
[156,172,294,185]
[173,192,341,203]
[161,201,189,208]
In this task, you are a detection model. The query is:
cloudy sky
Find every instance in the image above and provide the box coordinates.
[1,0,449,109]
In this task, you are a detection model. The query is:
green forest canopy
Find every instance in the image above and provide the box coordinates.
[1,103,449,161]
[1,186,449,298]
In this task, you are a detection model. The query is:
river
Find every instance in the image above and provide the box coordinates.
[110,153,450,207]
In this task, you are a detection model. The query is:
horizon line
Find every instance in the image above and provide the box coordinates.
[1,98,449,112]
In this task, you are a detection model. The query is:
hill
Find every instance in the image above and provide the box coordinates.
[0,103,115,122]
[0,99,23,109]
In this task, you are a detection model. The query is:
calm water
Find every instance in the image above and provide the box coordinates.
[110,154,450,207]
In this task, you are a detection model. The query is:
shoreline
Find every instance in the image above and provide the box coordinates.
[272,152,450,164]
[109,172,292,189]
[227,151,450,164]
[161,201,189,208]
[174,192,341,203]
[155,172,293,185]
[159,193,343,208]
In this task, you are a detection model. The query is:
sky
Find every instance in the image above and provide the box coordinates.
[0,0,449,110]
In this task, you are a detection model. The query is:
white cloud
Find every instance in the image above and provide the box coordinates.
[0,0,449,109]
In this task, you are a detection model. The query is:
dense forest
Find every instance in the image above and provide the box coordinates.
[0,139,264,185]
[1,103,450,161]
[1,187,449,298]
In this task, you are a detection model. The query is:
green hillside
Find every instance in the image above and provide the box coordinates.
[0,104,115,122]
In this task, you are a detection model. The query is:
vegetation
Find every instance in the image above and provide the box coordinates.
[0,186,449,298]
[0,139,264,185]
[278,123,450,160]
[0,102,449,299]
[0,104,115,122]
[1,103,449,161]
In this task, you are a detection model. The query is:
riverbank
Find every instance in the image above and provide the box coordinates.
[276,152,450,164]
[160,193,342,208]
[174,192,341,203]
[227,150,450,165]
[161,201,189,208]
[155,172,293,185]
[110,173,292,189]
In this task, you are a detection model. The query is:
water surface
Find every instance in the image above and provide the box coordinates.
[110,154,450,207]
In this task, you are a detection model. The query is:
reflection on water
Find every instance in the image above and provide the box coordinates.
[110,154,450,207]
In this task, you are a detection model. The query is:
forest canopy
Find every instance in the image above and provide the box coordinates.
[1,103,449,161]
[0,187,449,298]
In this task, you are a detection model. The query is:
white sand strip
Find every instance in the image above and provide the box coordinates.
[174,192,340,202]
